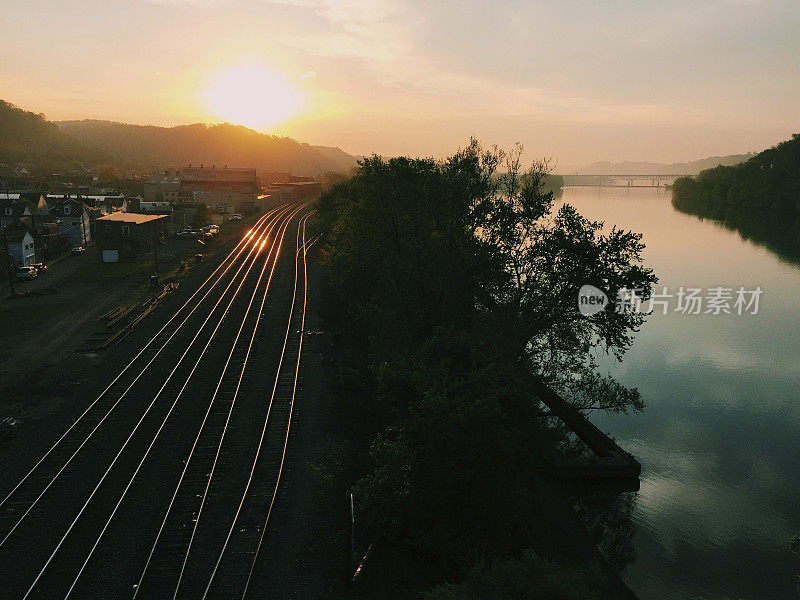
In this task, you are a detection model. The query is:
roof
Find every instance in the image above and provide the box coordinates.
[0,201,30,216]
[46,199,89,217]
[6,230,33,243]
[96,211,169,224]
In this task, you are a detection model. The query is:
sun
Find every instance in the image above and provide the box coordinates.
[201,64,302,130]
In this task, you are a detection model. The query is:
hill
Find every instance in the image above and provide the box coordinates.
[57,119,359,177]
[562,154,753,176]
[0,100,105,171]
[672,133,800,213]
[0,99,360,178]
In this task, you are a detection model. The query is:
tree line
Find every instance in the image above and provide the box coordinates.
[672,133,800,214]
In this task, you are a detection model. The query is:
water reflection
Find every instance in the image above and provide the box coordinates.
[672,199,800,267]
[562,186,800,600]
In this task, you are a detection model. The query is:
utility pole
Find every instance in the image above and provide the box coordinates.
[2,181,17,296]
[1,230,16,296]
[153,221,160,281]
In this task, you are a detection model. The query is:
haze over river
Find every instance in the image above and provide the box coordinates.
[562,186,800,600]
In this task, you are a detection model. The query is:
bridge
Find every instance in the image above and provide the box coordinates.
[562,174,686,188]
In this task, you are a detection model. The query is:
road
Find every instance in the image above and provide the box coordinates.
[0,203,317,599]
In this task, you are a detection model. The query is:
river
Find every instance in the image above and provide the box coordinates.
[561,186,800,600]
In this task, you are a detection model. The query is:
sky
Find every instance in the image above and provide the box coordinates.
[1,0,799,167]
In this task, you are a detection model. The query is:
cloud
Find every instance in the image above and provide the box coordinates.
[261,0,406,60]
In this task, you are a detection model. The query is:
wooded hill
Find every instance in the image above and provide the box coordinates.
[0,99,359,177]
[0,100,105,171]
[672,133,800,213]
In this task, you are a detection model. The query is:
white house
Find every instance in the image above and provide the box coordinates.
[7,230,36,267]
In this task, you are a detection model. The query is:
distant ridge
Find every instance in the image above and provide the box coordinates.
[0,99,360,177]
[57,119,360,176]
[558,154,754,176]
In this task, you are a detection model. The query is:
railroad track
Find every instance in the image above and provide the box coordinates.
[0,205,286,550]
[131,206,309,599]
[0,203,313,598]
[202,212,312,600]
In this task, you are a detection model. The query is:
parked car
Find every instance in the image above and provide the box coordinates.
[229,214,242,222]
[30,262,47,272]
[177,229,200,239]
[71,246,86,255]
[202,225,220,237]
[16,266,38,280]
[194,253,204,263]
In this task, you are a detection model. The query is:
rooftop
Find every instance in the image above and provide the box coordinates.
[96,211,169,224]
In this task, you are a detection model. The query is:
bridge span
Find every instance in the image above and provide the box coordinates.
[562,174,685,188]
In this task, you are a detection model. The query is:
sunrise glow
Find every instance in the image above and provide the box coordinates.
[201,65,302,130]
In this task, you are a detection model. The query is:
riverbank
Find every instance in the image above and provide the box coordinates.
[671,133,800,215]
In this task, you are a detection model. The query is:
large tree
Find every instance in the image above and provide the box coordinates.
[314,139,655,588]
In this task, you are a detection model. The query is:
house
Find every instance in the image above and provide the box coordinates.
[0,200,32,229]
[94,212,169,262]
[48,194,124,216]
[44,198,91,246]
[27,217,63,260]
[6,230,36,268]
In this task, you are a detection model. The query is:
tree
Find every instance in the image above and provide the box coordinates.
[445,140,655,412]
[314,140,655,590]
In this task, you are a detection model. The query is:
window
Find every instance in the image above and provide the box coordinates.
[72,221,79,227]
[4,208,10,216]
[121,225,130,235]
[105,225,111,234]
[63,205,71,215]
